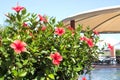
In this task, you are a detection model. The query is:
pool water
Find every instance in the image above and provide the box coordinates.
[78,68,120,80]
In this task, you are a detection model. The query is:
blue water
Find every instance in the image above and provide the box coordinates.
[78,68,120,80]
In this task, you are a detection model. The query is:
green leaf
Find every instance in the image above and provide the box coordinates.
[41,50,48,54]
[40,77,45,80]
[74,67,83,71]
[22,9,27,15]
[71,58,76,63]
[33,53,41,57]
[18,71,27,77]
[48,74,55,79]
[23,60,28,65]
[16,62,22,68]
[30,58,37,63]
[17,14,21,21]
[0,76,4,80]
[22,13,30,20]
[52,18,56,24]
[12,70,18,77]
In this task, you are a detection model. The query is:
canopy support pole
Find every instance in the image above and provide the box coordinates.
[70,20,75,29]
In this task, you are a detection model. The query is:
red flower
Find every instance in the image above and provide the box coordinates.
[82,77,87,80]
[50,52,63,65]
[38,14,47,22]
[108,43,114,51]
[86,38,94,48]
[80,36,94,48]
[55,27,65,36]
[67,26,74,31]
[10,40,27,54]
[41,26,46,31]
[80,36,88,41]
[23,22,28,28]
[12,4,24,13]
[93,30,99,35]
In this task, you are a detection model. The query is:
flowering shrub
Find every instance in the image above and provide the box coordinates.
[0,4,100,80]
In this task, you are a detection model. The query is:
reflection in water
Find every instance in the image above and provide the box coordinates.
[78,68,120,80]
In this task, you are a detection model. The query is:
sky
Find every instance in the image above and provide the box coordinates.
[1,0,120,23]
[0,0,120,48]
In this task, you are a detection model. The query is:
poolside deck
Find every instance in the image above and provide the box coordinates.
[93,64,120,68]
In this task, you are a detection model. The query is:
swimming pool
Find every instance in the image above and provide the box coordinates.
[78,68,120,80]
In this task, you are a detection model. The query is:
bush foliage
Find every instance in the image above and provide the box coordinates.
[0,4,100,80]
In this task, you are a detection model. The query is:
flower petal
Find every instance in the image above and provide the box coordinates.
[10,40,27,54]
[50,54,55,59]
[10,43,16,49]
[14,49,21,54]
[52,60,60,65]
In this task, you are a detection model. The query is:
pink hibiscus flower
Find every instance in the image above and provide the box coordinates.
[80,36,94,48]
[41,26,47,31]
[93,30,99,35]
[50,52,63,65]
[38,14,47,22]
[80,36,88,41]
[12,4,24,13]
[55,27,65,36]
[10,40,27,54]
[86,38,94,48]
